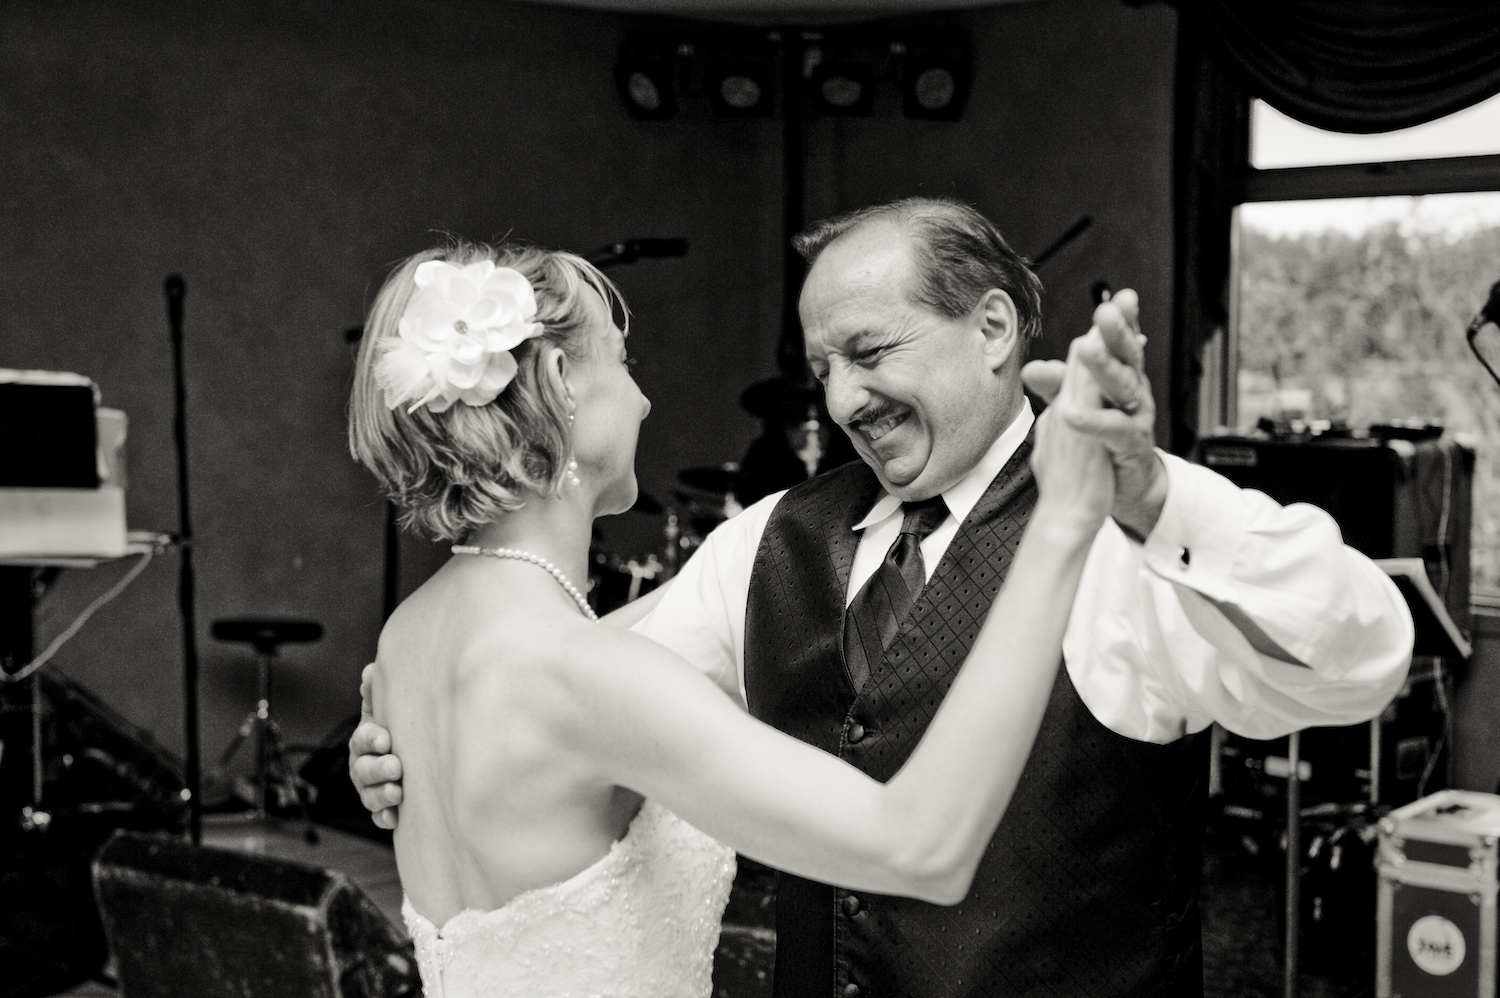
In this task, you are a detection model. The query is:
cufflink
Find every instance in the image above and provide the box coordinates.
[1179,547,1191,567]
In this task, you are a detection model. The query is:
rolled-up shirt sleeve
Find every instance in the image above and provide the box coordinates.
[628,491,782,710]
[1063,452,1414,744]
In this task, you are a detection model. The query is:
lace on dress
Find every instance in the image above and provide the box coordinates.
[402,801,735,998]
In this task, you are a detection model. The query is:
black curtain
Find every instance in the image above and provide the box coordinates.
[1196,1,1500,134]
[1169,10,1249,455]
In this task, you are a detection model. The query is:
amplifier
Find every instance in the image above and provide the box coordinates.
[1199,434,1474,635]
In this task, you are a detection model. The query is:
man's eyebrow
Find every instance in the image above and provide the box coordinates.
[844,328,901,353]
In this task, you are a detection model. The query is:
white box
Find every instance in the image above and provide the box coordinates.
[0,484,128,559]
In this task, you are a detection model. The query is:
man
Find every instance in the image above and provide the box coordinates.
[352,198,1412,996]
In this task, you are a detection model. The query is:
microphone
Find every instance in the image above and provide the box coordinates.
[1468,279,1500,335]
[583,238,688,269]
[1467,278,1500,390]
[165,274,186,334]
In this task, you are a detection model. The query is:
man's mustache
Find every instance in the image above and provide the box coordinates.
[848,402,907,432]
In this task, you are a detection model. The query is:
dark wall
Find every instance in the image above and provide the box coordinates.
[806,0,1178,440]
[3,0,1179,766]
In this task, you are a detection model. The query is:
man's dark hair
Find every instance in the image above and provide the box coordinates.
[792,197,1045,340]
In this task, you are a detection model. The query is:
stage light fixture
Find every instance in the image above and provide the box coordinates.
[901,38,971,121]
[615,48,677,120]
[810,60,874,116]
[709,61,775,117]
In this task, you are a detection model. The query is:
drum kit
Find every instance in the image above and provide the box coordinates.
[585,462,742,616]
[586,373,853,616]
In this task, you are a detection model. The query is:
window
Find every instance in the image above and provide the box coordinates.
[1218,96,1500,598]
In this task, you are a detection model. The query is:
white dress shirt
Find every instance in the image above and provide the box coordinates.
[633,401,1414,745]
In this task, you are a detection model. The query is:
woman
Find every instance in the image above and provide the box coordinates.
[349,240,1111,997]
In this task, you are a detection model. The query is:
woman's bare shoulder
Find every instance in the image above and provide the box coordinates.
[447,612,631,718]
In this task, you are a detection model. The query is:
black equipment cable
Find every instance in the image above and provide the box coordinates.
[165,274,203,844]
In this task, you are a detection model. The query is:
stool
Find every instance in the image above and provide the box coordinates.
[208,617,323,838]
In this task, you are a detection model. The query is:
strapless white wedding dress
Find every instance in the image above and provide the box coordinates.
[402,801,736,998]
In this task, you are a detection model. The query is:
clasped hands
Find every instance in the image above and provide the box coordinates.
[348,290,1167,827]
[1023,288,1166,543]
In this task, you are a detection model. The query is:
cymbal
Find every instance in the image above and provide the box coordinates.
[672,489,729,510]
[677,466,738,495]
[739,375,823,422]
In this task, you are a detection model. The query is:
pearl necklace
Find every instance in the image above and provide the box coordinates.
[451,545,599,622]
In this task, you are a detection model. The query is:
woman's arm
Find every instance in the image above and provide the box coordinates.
[542,365,1114,905]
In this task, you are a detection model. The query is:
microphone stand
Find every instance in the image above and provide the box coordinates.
[1465,279,1500,390]
[165,275,202,844]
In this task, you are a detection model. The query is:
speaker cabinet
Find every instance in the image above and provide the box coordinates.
[93,831,419,998]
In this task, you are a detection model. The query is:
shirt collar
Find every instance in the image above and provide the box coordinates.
[852,398,1036,532]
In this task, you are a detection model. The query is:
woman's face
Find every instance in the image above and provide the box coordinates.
[570,300,651,516]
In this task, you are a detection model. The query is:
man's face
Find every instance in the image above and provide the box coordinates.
[800,225,1021,501]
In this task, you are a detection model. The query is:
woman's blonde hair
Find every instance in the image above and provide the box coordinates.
[349,240,628,541]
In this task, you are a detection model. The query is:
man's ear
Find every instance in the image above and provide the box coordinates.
[974,288,1020,372]
[542,346,573,410]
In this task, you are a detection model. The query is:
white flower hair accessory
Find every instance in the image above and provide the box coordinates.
[377,259,545,414]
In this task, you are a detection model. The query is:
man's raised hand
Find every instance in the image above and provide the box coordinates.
[1021,289,1167,541]
[1029,333,1115,533]
[349,663,402,830]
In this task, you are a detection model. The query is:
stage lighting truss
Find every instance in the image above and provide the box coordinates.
[613,26,970,123]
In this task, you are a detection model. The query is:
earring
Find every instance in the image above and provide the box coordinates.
[566,411,582,487]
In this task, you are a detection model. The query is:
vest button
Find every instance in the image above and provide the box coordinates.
[843,985,861,998]
[841,894,861,916]
[847,723,866,744]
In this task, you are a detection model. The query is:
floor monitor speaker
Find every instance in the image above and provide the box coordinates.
[93,830,419,998]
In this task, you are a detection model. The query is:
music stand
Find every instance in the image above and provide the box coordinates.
[1279,558,1469,998]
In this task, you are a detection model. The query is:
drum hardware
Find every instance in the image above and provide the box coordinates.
[663,511,682,578]
[677,463,740,497]
[735,375,858,503]
[204,618,323,843]
[620,554,663,604]
[587,551,665,616]
[676,463,745,530]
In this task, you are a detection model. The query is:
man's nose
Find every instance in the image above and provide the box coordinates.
[822,366,867,425]
[640,392,652,420]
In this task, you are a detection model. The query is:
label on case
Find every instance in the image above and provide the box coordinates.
[1203,446,1258,468]
[1407,914,1466,976]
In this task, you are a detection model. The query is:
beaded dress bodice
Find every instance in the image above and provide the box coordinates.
[401,801,735,998]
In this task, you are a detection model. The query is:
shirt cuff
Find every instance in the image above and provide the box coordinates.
[1139,451,1248,607]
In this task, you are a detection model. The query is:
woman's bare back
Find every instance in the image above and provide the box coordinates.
[373,557,642,926]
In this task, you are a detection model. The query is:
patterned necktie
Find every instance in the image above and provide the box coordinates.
[842,496,950,694]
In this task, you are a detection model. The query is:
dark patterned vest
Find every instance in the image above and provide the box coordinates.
[744,441,1211,998]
